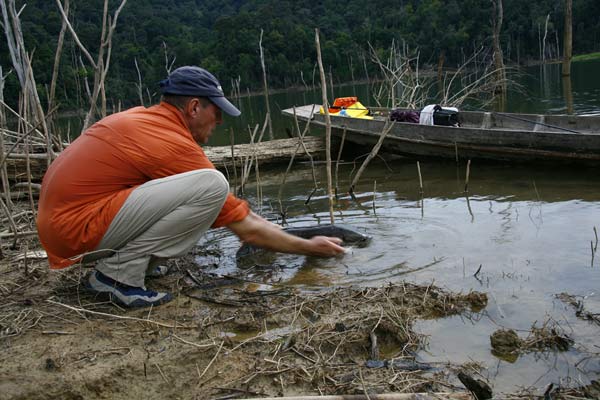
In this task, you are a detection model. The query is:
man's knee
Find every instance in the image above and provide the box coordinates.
[198,169,229,201]
[182,169,229,207]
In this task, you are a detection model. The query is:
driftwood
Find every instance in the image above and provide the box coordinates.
[207,136,329,170]
[3,136,331,182]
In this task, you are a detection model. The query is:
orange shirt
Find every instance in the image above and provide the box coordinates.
[37,102,250,269]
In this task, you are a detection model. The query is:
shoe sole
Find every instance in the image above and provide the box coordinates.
[87,272,173,308]
[109,292,173,308]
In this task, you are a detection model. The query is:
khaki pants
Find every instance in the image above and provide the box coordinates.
[83,169,229,287]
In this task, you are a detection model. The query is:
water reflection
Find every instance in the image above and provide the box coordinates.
[563,75,574,114]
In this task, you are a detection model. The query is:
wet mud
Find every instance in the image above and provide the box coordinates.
[0,244,597,399]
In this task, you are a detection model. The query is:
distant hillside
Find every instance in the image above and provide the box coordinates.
[1,0,599,109]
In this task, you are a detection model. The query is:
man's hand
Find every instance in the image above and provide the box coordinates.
[228,212,346,257]
[304,236,345,257]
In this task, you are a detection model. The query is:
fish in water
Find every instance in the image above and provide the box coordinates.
[235,224,371,261]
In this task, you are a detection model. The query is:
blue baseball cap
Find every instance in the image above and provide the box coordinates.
[159,66,241,117]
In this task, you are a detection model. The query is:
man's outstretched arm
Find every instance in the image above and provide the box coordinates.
[227,212,345,257]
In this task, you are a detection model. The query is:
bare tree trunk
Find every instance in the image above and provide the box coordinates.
[437,50,445,96]
[1,1,24,86]
[0,67,13,209]
[542,13,550,63]
[362,51,370,83]
[437,50,445,83]
[134,58,144,106]
[47,0,69,152]
[2,0,54,165]
[491,0,506,109]
[48,0,69,112]
[259,29,273,141]
[300,71,308,89]
[562,0,573,76]
[516,34,520,65]
[328,67,334,103]
[162,42,176,74]
[99,0,109,118]
[315,29,334,224]
[56,0,127,131]
[538,23,542,63]
[554,30,559,61]
[22,92,36,218]
[348,54,355,83]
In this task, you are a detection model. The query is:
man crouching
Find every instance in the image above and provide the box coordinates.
[37,66,344,308]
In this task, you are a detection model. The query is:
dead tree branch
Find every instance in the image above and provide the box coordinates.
[55,0,128,131]
[349,121,394,194]
[315,29,334,224]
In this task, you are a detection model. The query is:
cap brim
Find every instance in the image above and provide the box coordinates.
[210,96,241,117]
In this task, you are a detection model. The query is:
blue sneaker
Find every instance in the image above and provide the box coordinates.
[87,270,173,308]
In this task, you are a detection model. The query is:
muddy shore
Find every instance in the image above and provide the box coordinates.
[1,239,598,400]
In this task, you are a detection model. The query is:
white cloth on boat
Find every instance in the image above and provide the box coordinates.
[419,104,459,125]
[419,104,438,125]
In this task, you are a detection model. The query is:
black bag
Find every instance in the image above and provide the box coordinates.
[433,107,460,127]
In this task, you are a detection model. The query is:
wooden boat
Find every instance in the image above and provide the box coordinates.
[282,105,600,164]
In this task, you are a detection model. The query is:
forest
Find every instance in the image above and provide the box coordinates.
[1,0,599,110]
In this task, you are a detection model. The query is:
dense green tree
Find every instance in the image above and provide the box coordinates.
[0,0,598,110]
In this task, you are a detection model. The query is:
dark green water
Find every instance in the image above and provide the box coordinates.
[195,60,600,395]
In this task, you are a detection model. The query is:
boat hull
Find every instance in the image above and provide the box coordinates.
[283,105,600,165]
